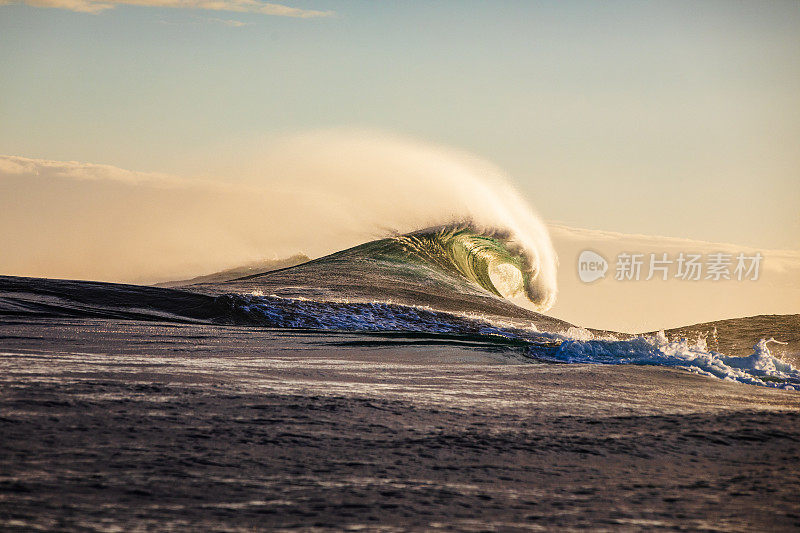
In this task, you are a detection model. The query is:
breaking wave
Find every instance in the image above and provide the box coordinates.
[396,226,543,305]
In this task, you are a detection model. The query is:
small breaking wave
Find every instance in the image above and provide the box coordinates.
[219,292,800,390]
[551,331,800,390]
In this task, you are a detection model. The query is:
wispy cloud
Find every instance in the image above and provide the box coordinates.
[0,154,184,186]
[157,15,251,26]
[11,0,333,17]
[207,16,250,26]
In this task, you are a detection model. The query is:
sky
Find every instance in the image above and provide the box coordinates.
[1,0,799,249]
[1,1,799,330]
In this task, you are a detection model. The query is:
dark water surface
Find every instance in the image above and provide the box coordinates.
[2,317,799,531]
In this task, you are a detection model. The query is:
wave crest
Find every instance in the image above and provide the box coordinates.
[396,225,547,309]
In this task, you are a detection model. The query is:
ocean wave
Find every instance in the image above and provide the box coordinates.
[2,219,798,390]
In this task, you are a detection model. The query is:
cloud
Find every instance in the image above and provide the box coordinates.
[547,223,800,257]
[14,0,333,16]
[207,17,250,26]
[0,154,184,186]
[157,15,251,26]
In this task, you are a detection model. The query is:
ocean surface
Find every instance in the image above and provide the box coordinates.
[1,226,799,530]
